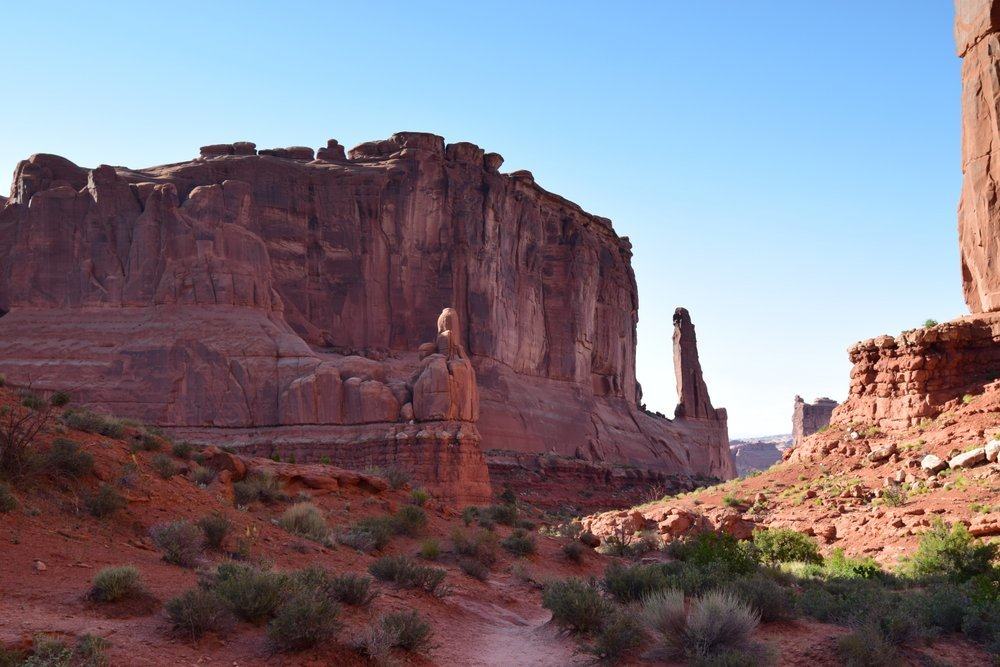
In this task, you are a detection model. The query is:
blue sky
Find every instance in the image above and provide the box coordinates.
[0,2,962,437]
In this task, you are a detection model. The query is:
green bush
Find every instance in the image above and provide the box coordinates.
[286,566,377,607]
[392,504,427,536]
[603,562,670,604]
[197,513,231,551]
[669,532,760,575]
[171,441,195,459]
[338,516,395,552]
[906,519,998,583]
[165,588,233,639]
[24,634,109,667]
[46,439,94,478]
[62,409,124,438]
[368,555,447,595]
[753,528,822,565]
[267,591,340,652]
[20,393,46,411]
[419,538,441,560]
[88,565,144,603]
[410,487,430,506]
[84,484,126,518]
[278,502,329,544]
[541,578,612,634]
[478,503,518,526]
[132,432,162,452]
[214,562,286,623]
[232,472,282,506]
[823,548,883,579]
[150,453,177,479]
[836,626,901,667]
[563,541,584,563]
[659,560,732,596]
[581,610,646,664]
[501,529,536,556]
[380,610,433,651]
[0,482,18,513]
[451,528,499,567]
[190,466,215,486]
[48,391,71,408]
[459,557,490,580]
[150,521,203,567]
[725,574,796,622]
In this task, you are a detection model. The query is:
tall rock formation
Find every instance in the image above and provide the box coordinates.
[792,396,838,447]
[831,3,1000,432]
[0,133,735,495]
[957,0,1000,312]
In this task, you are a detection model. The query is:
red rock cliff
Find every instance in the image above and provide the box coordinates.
[0,133,734,487]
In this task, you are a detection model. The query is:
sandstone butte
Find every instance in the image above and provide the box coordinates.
[0,133,735,503]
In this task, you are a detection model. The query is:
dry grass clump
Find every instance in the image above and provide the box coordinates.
[88,565,145,603]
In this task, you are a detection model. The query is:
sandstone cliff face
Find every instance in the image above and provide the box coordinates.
[792,396,838,447]
[957,0,1000,312]
[0,133,734,491]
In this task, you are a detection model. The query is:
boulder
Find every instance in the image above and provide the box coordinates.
[920,454,948,473]
[868,443,898,463]
[949,447,987,469]
[986,439,1000,462]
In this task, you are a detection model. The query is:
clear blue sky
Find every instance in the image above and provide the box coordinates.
[0,2,963,437]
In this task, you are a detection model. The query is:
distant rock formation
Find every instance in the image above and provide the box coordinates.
[729,434,792,476]
[792,396,838,447]
[956,0,1000,312]
[0,133,736,500]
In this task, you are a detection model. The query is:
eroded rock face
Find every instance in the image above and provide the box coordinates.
[0,133,734,492]
[792,396,838,447]
[835,314,1000,429]
[957,0,1000,312]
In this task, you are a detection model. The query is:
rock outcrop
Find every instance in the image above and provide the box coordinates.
[729,434,792,475]
[957,0,1000,312]
[0,133,735,499]
[792,396,838,447]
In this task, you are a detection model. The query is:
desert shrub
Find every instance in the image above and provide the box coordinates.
[924,318,938,328]
[459,557,490,581]
[197,513,231,551]
[24,634,109,667]
[150,520,203,567]
[796,579,891,625]
[84,484,126,518]
[213,562,286,622]
[190,465,215,486]
[668,532,760,575]
[961,594,1000,649]
[329,572,376,606]
[88,566,144,603]
[20,393,46,411]
[150,453,177,480]
[232,472,282,506]
[0,482,18,513]
[392,504,427,536]
[823,548,883,579]
[906,519,998,583]
[641,589,687,639]
[62,409,124,438]
[580,610,646,664]
[49,391,71,407]
[461,506,476,526]
[451,528,499,567]
[912,583,970,633]
[419,538,441,560]
[0,400,55,478]
[171,441,194,459]
[369,465,410,490]
[501,528,536,557]
[132,432,162,452]
[338,515,395,552]
[725,574,796,622]
[478,503,518,526]
[541,578,612,634]
[278,502,329,544]
[603,562,670,604]
[116,462,139,489]
[410,487,430,506]
[675,590,761,663]
[836,626,901,667]
[580,530,600,548]
[753,528,822,565]
[46,439,93,478]
[659,560,732,596]
[267,589,340,652]
[563,541,584,563]
[287,566,376,606]
[165,588,233,638]
[380,609,433,651]
[880,486,907,507]
[368,555,446,595]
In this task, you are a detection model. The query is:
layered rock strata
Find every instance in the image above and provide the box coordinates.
[792,396,838,447]
[0,134,735,498]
